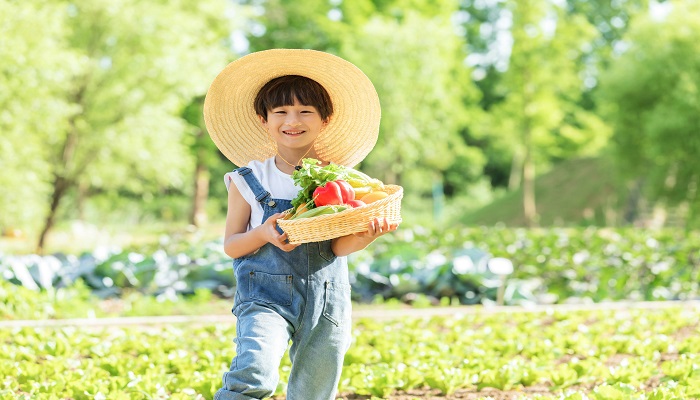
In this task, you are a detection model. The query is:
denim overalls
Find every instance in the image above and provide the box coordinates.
[215,167,353,400]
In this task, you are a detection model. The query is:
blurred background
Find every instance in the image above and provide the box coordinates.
[2,0,699,308]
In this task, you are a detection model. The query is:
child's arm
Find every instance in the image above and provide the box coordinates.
[224,183,298,258]
[331,217,399,257]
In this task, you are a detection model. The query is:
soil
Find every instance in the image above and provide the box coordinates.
[273,385,556,399]
[335,386,554,399]
[272,386,553,399]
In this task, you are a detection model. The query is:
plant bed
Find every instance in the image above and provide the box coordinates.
[2,304,698,399]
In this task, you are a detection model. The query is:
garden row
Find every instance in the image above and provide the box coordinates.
[1,226,699,316]
[2,305,699,399]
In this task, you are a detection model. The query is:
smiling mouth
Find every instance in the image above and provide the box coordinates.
[283,130,305,136]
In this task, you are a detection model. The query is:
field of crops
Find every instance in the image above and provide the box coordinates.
[4,226,700,312]
[3,303,699,399]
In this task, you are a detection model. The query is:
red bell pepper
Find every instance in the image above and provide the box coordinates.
[313,181,343,207]
[335,180,355,203]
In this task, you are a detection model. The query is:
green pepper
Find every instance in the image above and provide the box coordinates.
[291,205,348,220]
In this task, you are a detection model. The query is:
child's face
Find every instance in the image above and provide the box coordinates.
[259,98,329,152]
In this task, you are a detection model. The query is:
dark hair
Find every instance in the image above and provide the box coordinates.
[254,75,333,121]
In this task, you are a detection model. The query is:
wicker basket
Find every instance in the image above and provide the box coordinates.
[278,184,403,244]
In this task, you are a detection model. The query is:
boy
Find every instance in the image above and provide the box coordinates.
[204,49,398,400]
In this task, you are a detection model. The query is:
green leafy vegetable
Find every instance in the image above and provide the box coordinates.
[290,158,382,212]
[2,302,699,398]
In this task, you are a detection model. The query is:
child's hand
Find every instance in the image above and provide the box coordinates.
[261,212,299,252]
[353,217,399,240]
[332,217,399,256]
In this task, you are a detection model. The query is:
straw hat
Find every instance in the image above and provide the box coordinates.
[203,49,381,167]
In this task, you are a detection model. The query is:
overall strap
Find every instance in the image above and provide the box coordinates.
[235,167,272,205]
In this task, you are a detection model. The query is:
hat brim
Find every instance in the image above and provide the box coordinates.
[203,49,381,167]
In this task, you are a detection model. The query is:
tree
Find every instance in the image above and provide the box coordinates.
[244,0,340,52]
[564,0,650,67]
[239,0,486,223]
[0,1,77,235]
[2,0,234,251]
[339,7,485,223]
[182,97,226,228]
[597,1,700,227]
[484,0,602,226]
[457,0,645,192]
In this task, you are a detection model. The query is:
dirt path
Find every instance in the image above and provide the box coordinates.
[2,300,697,328]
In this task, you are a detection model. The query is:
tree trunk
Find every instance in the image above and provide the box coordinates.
[508,148,524,191]
[190,141,209,228]
[521,92,536,227]
[77,180,88,221]
[37,81,88,252]
[432,172,444,222]
[37,176,70,253]
[36,105,82,252]
[684,174,698,230]
[518,33,536,227]
[623,179,644,224]
[522,136,537,227]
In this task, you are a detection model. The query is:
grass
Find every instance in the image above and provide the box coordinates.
[462,157,627,227]
[0,220,227,255]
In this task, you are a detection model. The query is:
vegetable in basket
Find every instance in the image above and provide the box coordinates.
[360,190,389,204]
[312,179,356,207]
[292,205,349,220]
[335,180,355,203]
[290,158,383,216]
[313,181,343,206]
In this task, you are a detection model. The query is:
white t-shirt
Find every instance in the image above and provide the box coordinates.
[224,157,300,231]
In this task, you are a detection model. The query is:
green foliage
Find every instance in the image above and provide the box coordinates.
[363,225,700,304]
[0,0,77,230]
[489,0,607,163]
[338,8,487,227]
[182,96,224,170]
[2,306,698,398]
[57,0,231,192]
[289,158,383,211]
[243,0,491,225]
[463,157,625,226]
[0,279,93,320]
[4,0,699,252]
[0,0,235,238]
[458,0,619,195]
[245,0,339,52]
[0,235,235,307]
[0,279,231,320]
[343,10,483,174]
[3,226,699,322]
[597,1,700,226]
[565,0,648,42]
